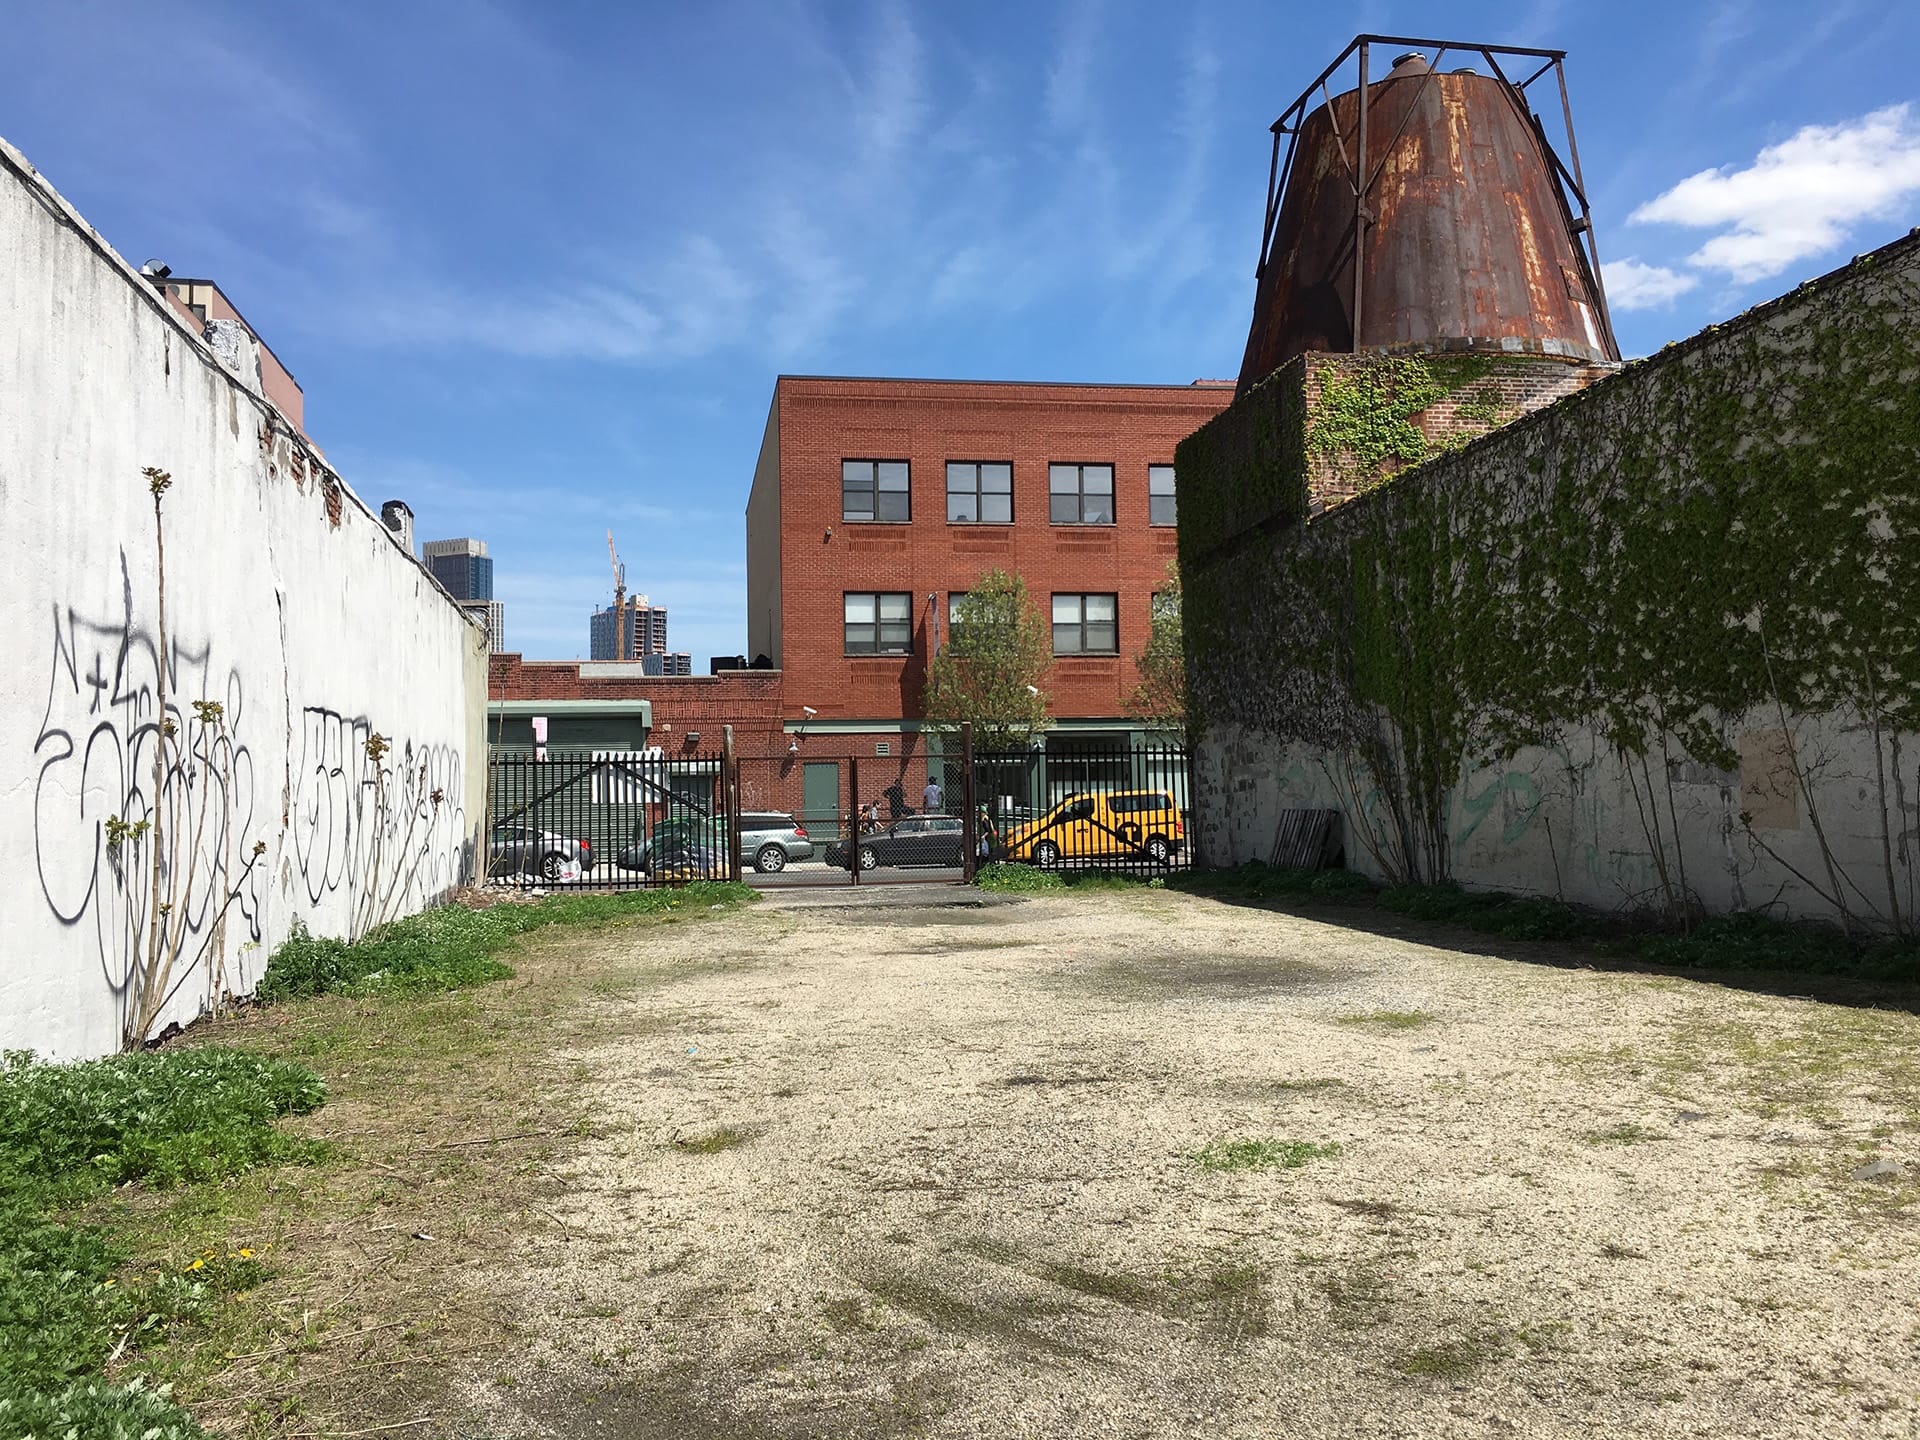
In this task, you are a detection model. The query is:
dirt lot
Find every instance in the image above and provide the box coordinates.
[433,884,1920,1440]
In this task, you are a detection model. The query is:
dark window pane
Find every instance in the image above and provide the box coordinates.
[1053,623,1081,654]
[877,490,910,522]
[1083,492,1113,524]
[1087,621,1116,653]
[1050,493,1079,524]
[1150,494,1177,526]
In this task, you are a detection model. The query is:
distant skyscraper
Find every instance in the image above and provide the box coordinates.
[424,538,503,652]
[423,537,494,601]
[590,594,669,661]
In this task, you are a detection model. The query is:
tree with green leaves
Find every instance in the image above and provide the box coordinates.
[924,568,1052,750]
[1128,560,1185,731]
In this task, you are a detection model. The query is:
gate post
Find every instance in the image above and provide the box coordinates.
[847,756,861,887]
[960,722,977,883]
[722,724,740,883]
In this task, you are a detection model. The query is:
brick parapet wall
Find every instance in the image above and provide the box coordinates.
[1299,352,1617,513]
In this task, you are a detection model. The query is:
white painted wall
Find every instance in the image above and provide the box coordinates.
[0,139,489,1058]
[1198,712,1919,928]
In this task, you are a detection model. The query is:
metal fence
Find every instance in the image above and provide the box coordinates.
[972,739,1192,873]
[487,746,735,888]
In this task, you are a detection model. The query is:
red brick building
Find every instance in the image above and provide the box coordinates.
[747,375,1231,756]
[488,374,1233,827]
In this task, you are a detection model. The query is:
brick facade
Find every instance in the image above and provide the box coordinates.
[749,375,1235,729]
[1298,352,1617,513]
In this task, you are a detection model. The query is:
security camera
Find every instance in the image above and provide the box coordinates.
[1025,685,1039,697]
[802,705,818,717]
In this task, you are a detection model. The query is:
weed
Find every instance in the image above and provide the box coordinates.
[1379,883,1592,941]
[1192,1138,1341,1172]
[1587,1122,1660,1145]
[1334,1010,1435,1030]
[672,1126,756,1155]
[1401,1333,1506,1378]
[258,883,754,1001]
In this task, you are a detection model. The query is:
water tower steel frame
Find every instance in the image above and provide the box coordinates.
[1250,34,1619,385]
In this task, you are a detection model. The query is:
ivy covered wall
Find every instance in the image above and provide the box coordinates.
[1177,234,1920,933]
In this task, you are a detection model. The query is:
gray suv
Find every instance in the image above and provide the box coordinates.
[740,812,815,873]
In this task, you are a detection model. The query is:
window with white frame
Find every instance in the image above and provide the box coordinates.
[1149,464,1176,526]
[1048,463,1115,525]
[1051,593,1118,654]
[842,460,910,523]
[946,462,1013,523]
[845,592,913,654]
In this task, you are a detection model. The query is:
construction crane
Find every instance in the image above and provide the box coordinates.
[606,529,627,658]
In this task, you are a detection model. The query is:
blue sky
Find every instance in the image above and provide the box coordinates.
[11,1,1920,663]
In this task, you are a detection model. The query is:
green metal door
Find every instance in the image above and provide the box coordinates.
[802,761,840,831]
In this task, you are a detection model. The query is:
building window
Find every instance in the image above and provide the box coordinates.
[1149,465,1176,526]
[1049,463,1115,525]
[947,462,1012,523]
[842,460,910,523]
[1052,593,1118,655]
[845,592,913,654]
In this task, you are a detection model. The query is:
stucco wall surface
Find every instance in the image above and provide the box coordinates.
[1182,232,1920,930]
[0,140,488,1058]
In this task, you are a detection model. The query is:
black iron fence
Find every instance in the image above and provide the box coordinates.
[483,732,1192,890]
[971,738,1192,873]
[487,746,735,889]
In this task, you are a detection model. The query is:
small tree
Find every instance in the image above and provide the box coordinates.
[1128,560,1185,731]
[924,568,1052,750]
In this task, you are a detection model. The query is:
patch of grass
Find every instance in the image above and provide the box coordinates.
[1334,1010,1435,1030]
[1638,912,1919,981]
[1586,1121,1661,1146]
[1401,1332,1507,1378]
[671,1125,756,1155]
[972,863,1166,893]
[1192,1138,1341,1172]
[258,883,754,1001]
[0,1048,326,1432]
[1379,883,1593,941]
[1173,863,1376,904]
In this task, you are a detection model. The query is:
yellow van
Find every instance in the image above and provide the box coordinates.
[1001,791,1185,867]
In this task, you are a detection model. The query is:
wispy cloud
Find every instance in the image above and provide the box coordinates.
[1629,104,1920,282]
[1602,257,1699,311]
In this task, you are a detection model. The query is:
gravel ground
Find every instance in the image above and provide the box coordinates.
[458,886,1920,1439]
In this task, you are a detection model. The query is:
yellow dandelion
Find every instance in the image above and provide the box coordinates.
[237,1248,255,1259]
[102,1279,116,1287]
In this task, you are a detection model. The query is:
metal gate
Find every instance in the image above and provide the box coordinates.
[487,743,736,889]
[972,736,1192,874]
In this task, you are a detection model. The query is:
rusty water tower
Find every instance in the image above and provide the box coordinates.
[1239,35,1619,393]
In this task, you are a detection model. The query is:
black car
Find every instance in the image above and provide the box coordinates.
[824,814,966,871]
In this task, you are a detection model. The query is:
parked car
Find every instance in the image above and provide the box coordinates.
[824,814,966,871]
[616,830,727,880]
[1000,791,1184,868]
[737,812,814,873]
[489,825,593,882]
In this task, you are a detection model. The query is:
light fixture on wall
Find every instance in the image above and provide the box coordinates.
[788,739,800,755]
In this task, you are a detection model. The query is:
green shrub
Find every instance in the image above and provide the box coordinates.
[1172,862,1370,902]
[0,1378,212,1439]
[1639,912,1919,980]
[257,883,753,1003]
[0,1048,327,1196]
[1378,883,1593,941]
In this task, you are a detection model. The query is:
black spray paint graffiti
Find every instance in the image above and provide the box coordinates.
[291,707,468,941]
[33,557,264,1028]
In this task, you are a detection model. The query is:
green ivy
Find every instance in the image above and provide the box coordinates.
[1179,241,1920,888]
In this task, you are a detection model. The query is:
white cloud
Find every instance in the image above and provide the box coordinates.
[1601,257,1699,311]
[1630,104,1920,282]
